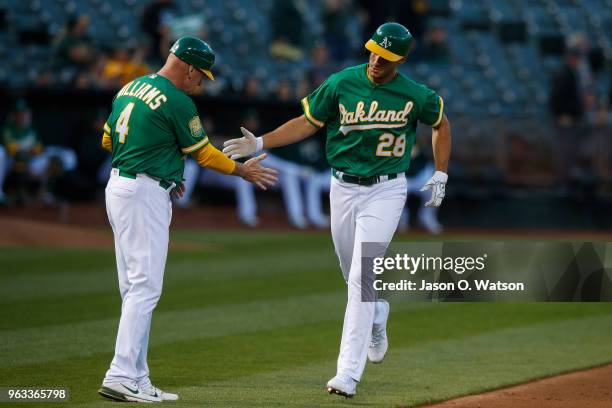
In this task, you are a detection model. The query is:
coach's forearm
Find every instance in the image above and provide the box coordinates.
[261,115,318,149]
[193,143,236,174]
[432,114,451,173]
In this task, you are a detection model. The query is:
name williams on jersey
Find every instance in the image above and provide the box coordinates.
[116,80,168,110]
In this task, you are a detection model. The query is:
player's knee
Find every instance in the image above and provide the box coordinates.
[146,280,164,300]
[127,277,163,300]
[347,272,363,290]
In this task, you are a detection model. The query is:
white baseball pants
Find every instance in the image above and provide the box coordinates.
[103,169,173,388]
[330,174,407,382]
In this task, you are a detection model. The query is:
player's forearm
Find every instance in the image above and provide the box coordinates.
[261,115,318,149]
[431,115,451,173]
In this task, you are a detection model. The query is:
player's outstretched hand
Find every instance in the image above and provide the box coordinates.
[222,127,263,159]
[239,153,278,190]
[420,171,448,207]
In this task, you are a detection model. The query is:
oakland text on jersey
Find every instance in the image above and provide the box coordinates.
[338,100,414,134]
[116,79,168,110]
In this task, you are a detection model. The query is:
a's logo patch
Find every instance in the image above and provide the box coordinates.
[189,116,203,138]
[380,37,392,48]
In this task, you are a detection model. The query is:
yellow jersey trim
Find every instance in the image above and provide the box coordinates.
[301,97,324,128]
[104,123,111,133]
[193,143,235,174]
[431,97,444,128]
[181,137,210,154]
[365,39,403,62]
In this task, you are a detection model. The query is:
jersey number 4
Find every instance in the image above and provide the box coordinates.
[376,133,406,157]
[116,102,135,144]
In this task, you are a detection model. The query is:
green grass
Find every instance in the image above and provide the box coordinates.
[1,230,612,407]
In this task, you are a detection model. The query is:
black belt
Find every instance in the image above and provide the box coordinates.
[332,169,402,186]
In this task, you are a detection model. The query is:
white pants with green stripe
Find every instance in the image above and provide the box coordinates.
[330,174,407,382]
[103,169,172,387]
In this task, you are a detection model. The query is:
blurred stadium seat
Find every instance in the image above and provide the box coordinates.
[0,0,609,108]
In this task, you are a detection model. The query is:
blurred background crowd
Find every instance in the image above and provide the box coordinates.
[0,0,610,231]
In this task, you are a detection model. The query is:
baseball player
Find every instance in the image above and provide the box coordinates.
[98,36,277,403]
[223,22,451,398]
[1,99,43,203]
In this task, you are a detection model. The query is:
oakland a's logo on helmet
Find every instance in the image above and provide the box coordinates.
[365,23,414,62]
[379,37,392,49]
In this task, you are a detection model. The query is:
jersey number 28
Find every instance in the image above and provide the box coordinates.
[116,102,135,144]
[376,133,405,157]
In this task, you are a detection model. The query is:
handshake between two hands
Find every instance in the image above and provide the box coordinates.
[222,128,447,207]
[222,127,275,191]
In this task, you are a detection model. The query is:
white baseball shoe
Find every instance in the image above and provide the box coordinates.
[142,385,179,401]
[98,382,161,403]
[325,374,357,398]
[368,300,389,363]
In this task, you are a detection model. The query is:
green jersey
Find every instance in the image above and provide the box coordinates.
[301,63,444,177]
[104,74,209,183]
[2,122,42,161]
[2,122,39,150]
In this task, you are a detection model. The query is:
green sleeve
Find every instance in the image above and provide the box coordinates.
[301,76,338,128]
[419,87,444,127]
[170,99,210,154]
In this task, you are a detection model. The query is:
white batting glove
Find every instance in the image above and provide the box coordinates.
[222,127,263,159]
[420,171,448,207]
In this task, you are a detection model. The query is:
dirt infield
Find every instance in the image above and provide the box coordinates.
[2,203,612,240]
[421,364,612,408]
[0,203,287,249]
[0,215,113,248]
[0,203,287,230]
[0,216,215,250]
[0,210,214,250]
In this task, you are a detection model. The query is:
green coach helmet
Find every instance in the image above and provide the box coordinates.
[365,22,414,62]
[170,36,216,81]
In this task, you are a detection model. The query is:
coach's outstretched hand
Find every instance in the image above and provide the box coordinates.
[420,171,448,207]
[234,153,278,190]
[223,127,263,159]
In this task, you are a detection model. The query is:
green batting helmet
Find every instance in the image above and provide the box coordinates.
[365,22,414,62]
[170,36,216,80]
